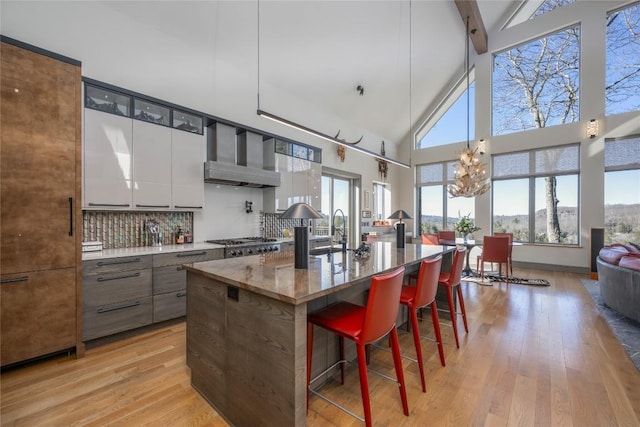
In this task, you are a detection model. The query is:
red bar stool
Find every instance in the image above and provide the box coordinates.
[306,267,409,427]
[437,230,456,244]
[437,247,467,348]
[399,256,445,392]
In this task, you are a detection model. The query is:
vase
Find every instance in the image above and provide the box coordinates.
[463,234,468,244]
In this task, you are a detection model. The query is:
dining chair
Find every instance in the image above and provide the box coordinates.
[437,247,467,348]
[399,256,445,392]
[477,235,510,285]
[421,233,439,245]
[494,232,513,276]
[437,230,456,245]
[307,267,409,427]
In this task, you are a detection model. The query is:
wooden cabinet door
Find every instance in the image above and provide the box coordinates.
[83,108,133,209]
[132,120,172,209]
[171,129,204,209]
[1,269,77,366]
[0,42,78,274]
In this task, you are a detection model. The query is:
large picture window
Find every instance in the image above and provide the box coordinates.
[606,3,640,116]
[492,144,580,244]
[492,25,580,136]
[604,135,640,244]
[417,162,474,235]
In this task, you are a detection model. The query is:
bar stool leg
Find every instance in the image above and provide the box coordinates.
[339,336,345,384]
[430,302,446,366]
[389,328,410,416]
[306,322,313,412]
[446,286,460,348]
[409,304,426,392]
[456,286,469,333]
[356,343,373,427]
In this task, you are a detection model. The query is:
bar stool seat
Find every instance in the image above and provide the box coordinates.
[307,267,409,427]
[399,255,445,393]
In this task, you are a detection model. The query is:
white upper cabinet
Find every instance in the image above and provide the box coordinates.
[83,108,133,208]
[132,120,172,209]
[171,128,204,209]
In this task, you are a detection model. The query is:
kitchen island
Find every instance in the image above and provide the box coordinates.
[184,242,455,427]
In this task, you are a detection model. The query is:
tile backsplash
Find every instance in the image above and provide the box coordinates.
[262,212,310,238]
[83,211,193,249]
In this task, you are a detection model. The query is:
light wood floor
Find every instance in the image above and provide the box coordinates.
[2,268,639,426]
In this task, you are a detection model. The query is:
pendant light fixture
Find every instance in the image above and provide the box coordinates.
[447,16,490,198]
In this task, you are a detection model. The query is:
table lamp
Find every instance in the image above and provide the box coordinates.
[388,209,413,248]
[279,202,323,269]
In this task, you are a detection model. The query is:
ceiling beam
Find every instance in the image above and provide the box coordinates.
[454,0,488,54]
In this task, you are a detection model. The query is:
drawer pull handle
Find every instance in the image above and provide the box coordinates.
[97,272,140,282]
[136,204,170,208]
[68,197,74,236]
[177,251,206,257]
[176,292,186,298]
[176,266,183,271]
[88,203,130,207]
[1,276,29,284]
[174,205,203,209]
[97,301,141,314]
[97,258,141,266]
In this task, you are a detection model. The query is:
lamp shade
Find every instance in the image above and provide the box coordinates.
[279,202,323,219]
[388,209,413,221]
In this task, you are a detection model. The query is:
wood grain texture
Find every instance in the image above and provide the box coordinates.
[1,40,83,365]
[2,268,640,426]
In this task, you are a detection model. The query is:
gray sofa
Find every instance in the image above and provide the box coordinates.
[597,256,640,323]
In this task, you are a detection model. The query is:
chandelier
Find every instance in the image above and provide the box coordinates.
[447,16,490,198]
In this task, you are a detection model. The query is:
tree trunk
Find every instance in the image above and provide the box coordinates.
[545,176,561,242]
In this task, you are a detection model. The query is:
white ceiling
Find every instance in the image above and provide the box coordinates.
[1,0,519,149]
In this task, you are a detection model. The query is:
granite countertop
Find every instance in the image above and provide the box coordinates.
[184,242,454,305]
[82,242,225,261]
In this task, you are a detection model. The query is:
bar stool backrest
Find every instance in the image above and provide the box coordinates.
[414,256,443,308]
[437,231,456,244]
[447,247,466,287]
[361,267,405,344]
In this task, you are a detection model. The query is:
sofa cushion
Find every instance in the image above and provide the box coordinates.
[624,244,640,255]
[599,246,630,265]
[619,254,640,272]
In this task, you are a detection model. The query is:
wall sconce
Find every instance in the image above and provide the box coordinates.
[587,119,599,139]
[477,139,486,155]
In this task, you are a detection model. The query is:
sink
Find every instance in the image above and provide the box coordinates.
[309,245,345,256]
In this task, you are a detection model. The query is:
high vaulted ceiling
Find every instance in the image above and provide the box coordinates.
[1,1,519,152]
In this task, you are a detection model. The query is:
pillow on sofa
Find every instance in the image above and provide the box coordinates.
[626,243,640,254]
[599,246,630,265]
[619,254,640,272]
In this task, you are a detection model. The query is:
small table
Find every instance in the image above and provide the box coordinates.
[440,239,477,276]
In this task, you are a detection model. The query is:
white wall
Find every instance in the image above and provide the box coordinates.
[411,0,640,269]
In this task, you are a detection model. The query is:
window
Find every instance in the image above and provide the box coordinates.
[492,144,580,244]
[604,135,640,244]
[417,162,475,235]
[492,25,580,136]
[606,3,640,116]
[321,174,353,245]
[373,182,390,221]
[531,0,575,18]
[417,81,474,149]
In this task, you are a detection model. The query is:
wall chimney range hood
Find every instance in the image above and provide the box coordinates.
[204,123,280,188]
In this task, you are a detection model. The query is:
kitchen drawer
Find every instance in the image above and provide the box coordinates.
[83,268,152,309]
[280,241,295,252]
[153,290,186,323]
[82,297,152,341]
[83,255,152,276]
[152,249,223,267]
[153,264,186,294]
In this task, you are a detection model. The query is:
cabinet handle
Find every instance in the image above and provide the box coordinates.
[136,204,170,208]
[176,292,186,298]
[97,301,141,314]
[177,251,206,257]
[97,258,141,266]
[68,197,73,236]
[89,203,131,207]
[176,266,183,271]
[1,276,29,284]
[174,205,203,209]
[97,272,140,282]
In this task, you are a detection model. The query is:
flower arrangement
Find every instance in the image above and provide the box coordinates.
[454,213,480,236]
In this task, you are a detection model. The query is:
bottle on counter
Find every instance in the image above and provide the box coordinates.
[185,229,193,243]
[175,225,185,244]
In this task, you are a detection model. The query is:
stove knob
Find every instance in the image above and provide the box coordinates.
[229,250,236,257]
[257,247,263,253]
[272,246,279,252]
[267,247,273,252]
[238,249,244,256]
[247,248,253,255]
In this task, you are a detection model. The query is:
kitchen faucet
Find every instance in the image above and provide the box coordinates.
[331,209,347,253]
